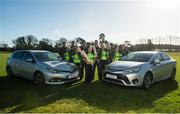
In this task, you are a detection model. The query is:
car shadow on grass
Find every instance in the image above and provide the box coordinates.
[0,76,178,113]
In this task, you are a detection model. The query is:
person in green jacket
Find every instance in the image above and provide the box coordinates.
[97,44,109,80]
[112,45,122,61]
[84,44,96,83]
[71,47,84,80]
[63,47,71,61]
[77,43,96,84]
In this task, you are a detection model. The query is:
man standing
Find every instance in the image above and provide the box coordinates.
[122,44,129,57]
[97,43,109,80]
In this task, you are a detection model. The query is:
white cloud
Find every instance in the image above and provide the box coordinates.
[54,29,62,38]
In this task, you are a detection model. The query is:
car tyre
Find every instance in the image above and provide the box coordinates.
[169,68,176,81]
[34,72,45,87]
[142,73,152,90]
[6,66,13,78]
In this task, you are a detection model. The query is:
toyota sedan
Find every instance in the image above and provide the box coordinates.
[103,51,176,89]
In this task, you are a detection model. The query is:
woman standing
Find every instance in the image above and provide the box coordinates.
[112,45,122,61]
[71,47,84,80]
[78,44,96,84]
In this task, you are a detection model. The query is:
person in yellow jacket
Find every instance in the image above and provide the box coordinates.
[112,46,122,61]
[97,44,109,80]
[71,47,84,80]
[78,43,96,84]
[62,46,71,62]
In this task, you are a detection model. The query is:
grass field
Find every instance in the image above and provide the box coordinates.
[0,52,180,113]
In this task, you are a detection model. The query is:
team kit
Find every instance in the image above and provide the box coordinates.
[58,34,129,84]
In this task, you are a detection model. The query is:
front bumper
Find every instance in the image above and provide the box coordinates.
[103,72,143,87]
[44,70,80,84]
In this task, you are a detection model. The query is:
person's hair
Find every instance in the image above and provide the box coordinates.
[85,44,95,54]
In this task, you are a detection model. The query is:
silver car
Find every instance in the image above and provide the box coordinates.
[103,51,176,89]
[6,50,80,87]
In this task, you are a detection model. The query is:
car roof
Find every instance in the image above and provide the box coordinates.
[13,50,49,53]
[131,51,159,54]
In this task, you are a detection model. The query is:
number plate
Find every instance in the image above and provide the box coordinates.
[106,74,117,79]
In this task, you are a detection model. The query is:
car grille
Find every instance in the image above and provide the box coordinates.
[104,72,130,84]
[49,77,78,82]
[104,77,124,85]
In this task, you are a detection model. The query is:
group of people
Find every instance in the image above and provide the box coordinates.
[58,33,129,84]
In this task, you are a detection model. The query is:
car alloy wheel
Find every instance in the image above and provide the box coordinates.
[34,72,45,87]
[7,67,13,78]
[143,74,152,89]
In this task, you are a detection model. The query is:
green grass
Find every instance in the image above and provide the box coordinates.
[0,52,180,113]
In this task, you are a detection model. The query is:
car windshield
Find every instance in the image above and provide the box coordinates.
[122,53,153,62]
[33,52,59,61]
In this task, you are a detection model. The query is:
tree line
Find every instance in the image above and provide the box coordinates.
[0,34,180,52]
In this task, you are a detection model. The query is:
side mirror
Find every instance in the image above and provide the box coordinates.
[153,59,161,65]
[25,58,34,63]
[121,56,126,60]
[58,57,62,61]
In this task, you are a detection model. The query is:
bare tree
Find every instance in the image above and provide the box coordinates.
[13,35,38,49]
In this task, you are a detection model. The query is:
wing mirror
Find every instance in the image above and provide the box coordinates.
[57,56,62,61]
[121,56,126,60]
[153,59,161,65]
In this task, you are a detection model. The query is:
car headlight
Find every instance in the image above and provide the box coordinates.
[124,67,141,74]
[47,68,57,73]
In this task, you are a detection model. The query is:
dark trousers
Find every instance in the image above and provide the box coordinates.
[97,60,108,80]
[85,63,95,83]
[75,62,84,80]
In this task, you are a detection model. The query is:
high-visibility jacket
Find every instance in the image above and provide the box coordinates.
[100,50,109,60]
[113,52,122,61]
[87,52,95,64]
[72,53,81,64]
[64,52,70,61]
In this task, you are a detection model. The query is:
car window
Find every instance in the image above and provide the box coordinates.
[13,52,25,60]
[33,52,59,61]
[154,53,163,61]
[161,53,170,61]
[123,53,153,62]
[12,52,18,59]
[23,52,33,61]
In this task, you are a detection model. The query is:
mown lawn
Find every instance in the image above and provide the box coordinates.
[0,52,180,113]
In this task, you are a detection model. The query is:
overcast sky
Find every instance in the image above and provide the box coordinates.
[0,0,180,46]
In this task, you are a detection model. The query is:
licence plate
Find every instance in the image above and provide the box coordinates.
[106,74,117,79]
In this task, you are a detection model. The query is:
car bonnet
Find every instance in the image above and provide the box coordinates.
[41,61,76,73]
[107,61,146,71]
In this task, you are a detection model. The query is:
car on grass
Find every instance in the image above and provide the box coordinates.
[6,50,80,87]
[103,51,176,89]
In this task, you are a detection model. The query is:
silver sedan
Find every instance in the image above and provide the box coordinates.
[103,51,176,89]
[6,50,80,87]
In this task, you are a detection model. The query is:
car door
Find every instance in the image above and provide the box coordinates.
[151,53,165,81]
[10,52,19,75]
[12,52,25,77]
[160,53,172,77]
[21,52,36,80]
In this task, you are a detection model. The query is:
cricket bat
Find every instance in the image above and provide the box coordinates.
[93,45,97,58]
[81,50,91,63]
